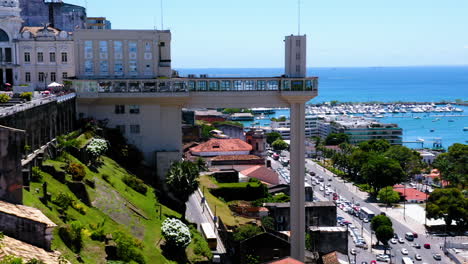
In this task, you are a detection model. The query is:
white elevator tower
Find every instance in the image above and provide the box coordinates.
[285,35,307,78]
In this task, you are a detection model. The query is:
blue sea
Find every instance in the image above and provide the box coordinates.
[177,66,468,149]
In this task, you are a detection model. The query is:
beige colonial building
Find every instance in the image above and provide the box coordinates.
[73,29,172,79]
[17,26,74,90]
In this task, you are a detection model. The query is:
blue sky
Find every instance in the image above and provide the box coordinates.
[69,0,468,68]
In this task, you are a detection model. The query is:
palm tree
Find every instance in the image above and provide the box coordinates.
[165,161,200,218]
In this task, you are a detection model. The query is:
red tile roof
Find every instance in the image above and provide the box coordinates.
[393,186,427,202]
[240,165,279,185]
[211,155,262,161]
[267,257,304,264]
[322,252,340,264]
[190,139,252,154]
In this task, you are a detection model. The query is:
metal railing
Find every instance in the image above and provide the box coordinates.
[72,77,319,94]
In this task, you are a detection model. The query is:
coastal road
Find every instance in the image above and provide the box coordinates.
[306,158,454,264]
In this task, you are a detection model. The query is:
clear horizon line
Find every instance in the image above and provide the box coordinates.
[173,64,468,70]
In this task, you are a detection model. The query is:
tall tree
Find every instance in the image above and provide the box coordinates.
[426,188,468,228]
[371,214,394,253]
[433,143,468,189]
[272,139,288,151]
[166,161,200,218]
[266,132,283,145]
[377,186,401,206]
[360,155,405,194]
[385,145,423,178]
[358,139,391,153]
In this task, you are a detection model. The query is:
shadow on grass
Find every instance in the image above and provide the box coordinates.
[161,243,189,264]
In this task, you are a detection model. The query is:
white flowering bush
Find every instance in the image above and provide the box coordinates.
[161,218,191,248]
[86,138,108,162]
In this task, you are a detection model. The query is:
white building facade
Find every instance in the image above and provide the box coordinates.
[0,0,22,87]
[17,26,74,90]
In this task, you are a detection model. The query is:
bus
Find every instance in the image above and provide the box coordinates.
[359,207,375,220]
[201,222,217,250]
[402,257,414,264]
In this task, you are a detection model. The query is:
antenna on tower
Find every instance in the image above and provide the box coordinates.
[297,0,301,35]
[160,0,164,30]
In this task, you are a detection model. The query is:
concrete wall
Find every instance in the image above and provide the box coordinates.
[0,125,25,204]
[309,228,348,255]
[285,35,306,78]
[0,211,52,250]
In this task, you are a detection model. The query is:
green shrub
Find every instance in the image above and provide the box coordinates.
[31,166,43,182]
[190,227,213,260]
[0,256,23,264]
[210,182,268,202]
[89,221,106,241]
[25,259,45,264]
[233,224,263,242]
[19,92,33,101]
[66,163,86,181]
[113,231,145,264]
[0,94,10,103]
[53,192,74,211]
[161,218,191,249]
[58,222,83,253]
[71,201,87,215]
[122,175,147,194]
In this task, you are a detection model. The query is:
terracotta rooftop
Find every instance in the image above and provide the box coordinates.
[0,235,69,264]
[267,257,304,264]
[211,154,263,161]
[0,200,57,227]
[240,165,279,185]
[393,186,427,202]
[190,139,252,154]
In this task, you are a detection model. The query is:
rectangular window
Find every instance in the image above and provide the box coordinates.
[50,72,56,82]
[5,48,11,63]
[296,39,301,47]
[100,60,109,75]
[130,125,140,134]
[24,52,30,63]
[114,61,123,76]
[50,52,56,62]
[129,105,140,114]
[145,42,151,52]
[84,40,93,59]
[37,52,44,63]
[115,105,125,114]
[296,53,300,60]
[25,72,31,82]
[84,60,94,75]
[62,72,68,79]
[114,41,123,60]
[296,64,300,73]
[159,42,165,47]
[129,61,137,75]
[129,41,137,60]
[116,125,126,134]
[38,72,45,82]
[61,52,68,63]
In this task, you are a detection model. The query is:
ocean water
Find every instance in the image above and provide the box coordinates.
[177,66,468,149]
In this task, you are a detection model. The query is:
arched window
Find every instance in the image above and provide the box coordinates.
[0,29,9,42]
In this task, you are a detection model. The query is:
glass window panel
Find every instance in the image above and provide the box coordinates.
[221,80,231,90]
[209,81,219,91]
[100,60,109,75]
[291,80,304,91]
[234,80,243,90]
[257,80,266,90]
[114,61,123,76]
[84,60,94,75]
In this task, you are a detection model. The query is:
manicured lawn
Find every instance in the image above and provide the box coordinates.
[199,175,252,227]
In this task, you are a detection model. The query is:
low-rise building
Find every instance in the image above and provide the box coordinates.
[239,165,279,185]
[86,17,112,30]
[214,123,245,140]
[263,201,337,231]
[308,227,348,255]
[190,138,252,157]
[195,109,226,123]
[417,150,436,164]
[239,232,291,264]
[246,129,267,156]
[0,200,57,250]
[210,154,264,166]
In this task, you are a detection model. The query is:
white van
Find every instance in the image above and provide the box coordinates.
[405,232,414,241]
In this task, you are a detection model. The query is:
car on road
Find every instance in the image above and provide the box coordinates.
[415,254,422,260]
[390,238,397,244]
[363,218,369,223]
[319,186,325,191]
[370,261,377,264]
[376,254,390,262]
[412,232,418,238]
[309,171,316,176]
[350,248,356,255]
[424,243,431,249]
[361,262,368,264]
[405,232,415,241]
[433,253,442,260]
[398,238,405,243]
[411,243,421,249]
[401,248,409,255]
[393,233,399,239]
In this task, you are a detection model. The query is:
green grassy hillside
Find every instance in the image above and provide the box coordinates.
[23,145,210,263]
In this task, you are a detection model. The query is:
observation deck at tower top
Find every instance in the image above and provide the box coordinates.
[72,76,318,108]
